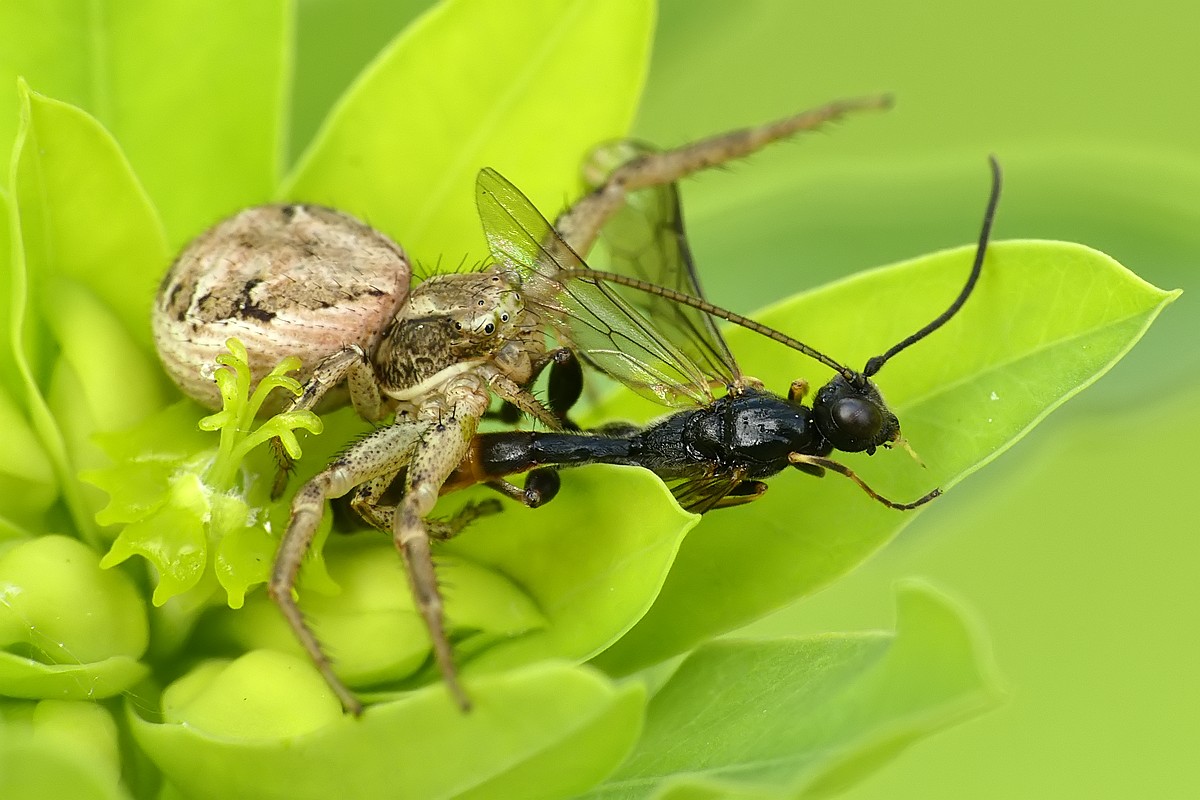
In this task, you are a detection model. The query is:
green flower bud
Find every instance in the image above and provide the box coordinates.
[0,535,148,664]
[0,699,127,798]
[161,651,341,739]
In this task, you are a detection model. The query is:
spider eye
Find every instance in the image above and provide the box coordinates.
[500,313,509,322]
[484,322,495,335]
[478,299,485,306]
[454,321,462,330]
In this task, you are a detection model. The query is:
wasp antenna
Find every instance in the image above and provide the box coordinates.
[863,156,1002,378]
[559,268,854,378]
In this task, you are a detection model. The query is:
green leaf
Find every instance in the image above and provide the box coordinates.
[593,240,1177,676]
[0,383,56,527]
[0,535,148,664]
[12,85,169,357]
[131,656,645,800]
[290,0,431,162]
[45,281,170,519]
[0,515,34,544]
[0,186,19,397]
[7,84,173,540]
[44,281,167,430]
[282,0,654,262]
[0,1,290,244]
[0,187,53,529]
[581,582,1001,800]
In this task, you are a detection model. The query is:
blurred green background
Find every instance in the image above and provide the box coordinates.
[292,1,1198,796]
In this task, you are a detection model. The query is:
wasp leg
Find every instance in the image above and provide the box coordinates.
[787,379,810,404]
[788,453,941,510]
[672,471,749,514]
[592,420,641,437]
[545,350,583,429]
[271,344,387,498]
[427,499,504,540]
[268,419,427,716]
[524,347,581,414]
[483,467,562,509]
[793,462,826,479]
[555,96,892,255]
[707,480,770,509]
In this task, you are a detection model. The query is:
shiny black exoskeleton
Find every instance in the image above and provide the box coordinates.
[455,369,911,512]
[478,387,826,481]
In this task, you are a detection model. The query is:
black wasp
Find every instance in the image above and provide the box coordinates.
[445,150,1002,513]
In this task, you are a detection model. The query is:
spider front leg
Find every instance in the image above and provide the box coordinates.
[484,341,571,431]
[492,348,584,429]
[268,418,426,715]
[488,372,563,430]
[271,344,388,498]
[393,379,492,712]
[554,96,891,255]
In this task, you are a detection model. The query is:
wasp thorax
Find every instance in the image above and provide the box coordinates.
[812,373,900,455]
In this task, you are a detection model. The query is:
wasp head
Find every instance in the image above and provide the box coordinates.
[811,372,900,455]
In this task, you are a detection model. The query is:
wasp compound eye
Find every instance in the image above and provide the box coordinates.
[814,373,900,454]
[832,397,883,445]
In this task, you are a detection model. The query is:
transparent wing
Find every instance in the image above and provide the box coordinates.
[583,141,741,388]
[476,168,714,408]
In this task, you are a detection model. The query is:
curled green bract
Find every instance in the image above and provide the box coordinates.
[0,535,149,700]
[86,339,322,609]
